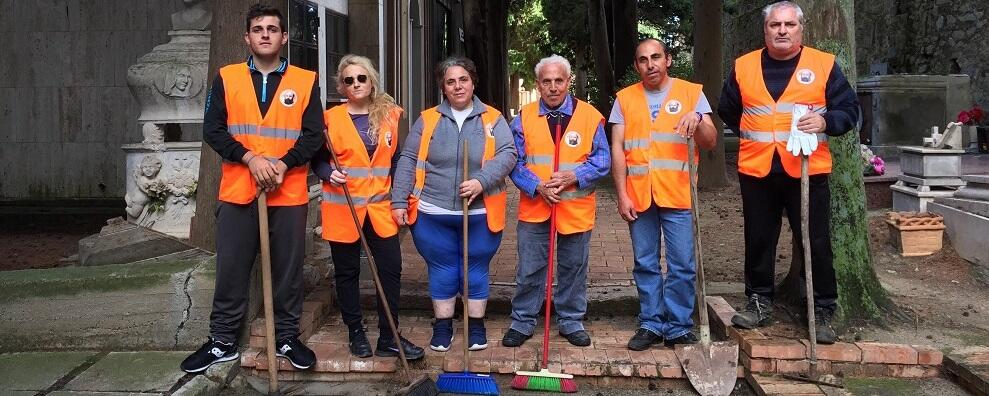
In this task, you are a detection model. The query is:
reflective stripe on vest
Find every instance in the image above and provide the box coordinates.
[217,63,315,206]
[319,105,402,242]
[516,99,602,234]
[407,104,507,232]
[735,46,835,178]
[616,79,701,210]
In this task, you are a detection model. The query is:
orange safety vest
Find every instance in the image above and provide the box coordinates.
[217,63,316,206]
[319,105,403,242]
[406,105,507,232]
[735,46,834,178]
[617,79,702,211]
[517,99,602,234]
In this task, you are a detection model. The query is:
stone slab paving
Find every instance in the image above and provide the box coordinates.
[49,392,159,396]
[944,346,989,396]
[0,351,96,393]
[64,351,190,393]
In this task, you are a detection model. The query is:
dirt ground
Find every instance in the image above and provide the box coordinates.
[0,213,108,271]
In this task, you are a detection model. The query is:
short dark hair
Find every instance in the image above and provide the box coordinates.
[246,4,286,32]
[635,37,670,57]
[435,56,480,87]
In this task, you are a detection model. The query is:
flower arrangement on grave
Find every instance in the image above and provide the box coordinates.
[957,106,984,126]
[860,144,885,176]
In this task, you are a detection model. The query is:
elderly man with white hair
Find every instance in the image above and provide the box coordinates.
[718,1,859,344]
[502,54,610,348]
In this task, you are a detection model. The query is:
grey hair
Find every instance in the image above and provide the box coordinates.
[534,54,572,79]
[434,56,480,87]
[762,1,805,24]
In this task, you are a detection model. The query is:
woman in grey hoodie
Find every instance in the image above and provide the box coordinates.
[391,57,517,352]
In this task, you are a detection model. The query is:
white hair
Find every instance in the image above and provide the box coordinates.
[534,54,572,79]
[763,1,805,24]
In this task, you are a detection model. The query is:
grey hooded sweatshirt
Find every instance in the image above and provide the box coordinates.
[391,96,517,212]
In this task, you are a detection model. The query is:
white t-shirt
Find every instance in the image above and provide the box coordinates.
[452,105,474,130]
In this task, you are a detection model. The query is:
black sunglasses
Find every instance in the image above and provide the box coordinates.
[344,74,368,86]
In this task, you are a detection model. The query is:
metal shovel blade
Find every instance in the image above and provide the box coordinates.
[676,341,740,396]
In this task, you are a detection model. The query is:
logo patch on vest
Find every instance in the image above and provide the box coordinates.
[796,69,816,85]
[485,123,495,138]
[564,131,581,147]
[384,131,393,147]
[665,100,682,115]
[279,89,298,107]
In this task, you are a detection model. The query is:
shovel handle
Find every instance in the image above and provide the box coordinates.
[258,192,279,394]
[801,155,818,373]
[686,138,710,346]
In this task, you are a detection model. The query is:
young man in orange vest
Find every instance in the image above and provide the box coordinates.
[611,39,717,351]
[502,55,610,348]
[181,4,324,373]
[718,1,859,344]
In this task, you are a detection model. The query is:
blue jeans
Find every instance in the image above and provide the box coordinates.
[509,220,592,336]
[628,205,696,339]
[410,212,502,300]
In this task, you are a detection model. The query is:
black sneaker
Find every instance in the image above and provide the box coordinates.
[560,330,592,347]
[664,331,699,348]
[501,328,532,347]
[275,337,316,370]
[815,306,837,345]
[627,328,663,351]
[731,294,774,329]
[348,327,373,358]
[376,335,425,360]
[180,338,239,373]
[467,318,488,351]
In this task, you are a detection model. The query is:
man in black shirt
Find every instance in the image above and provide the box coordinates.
[181,4,324,373]
[718,1,859,344]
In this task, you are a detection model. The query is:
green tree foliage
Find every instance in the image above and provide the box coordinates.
[508,0,553,89]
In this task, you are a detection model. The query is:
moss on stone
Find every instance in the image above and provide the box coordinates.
[0,259,203,302]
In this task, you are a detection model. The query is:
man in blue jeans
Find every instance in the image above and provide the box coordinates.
[610,38,717,351]
[502,55,610,348]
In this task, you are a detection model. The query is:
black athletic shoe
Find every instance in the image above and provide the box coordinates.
[627,328,663,351]
[560,330,592,347]
[815,306,837,345]
[501,328,532,347]
[275,337,316,370]
[180,338,239,373]
[731,294,774,329]
[348,328,373,358]
[375,335,425,360]
[664,331,699,348]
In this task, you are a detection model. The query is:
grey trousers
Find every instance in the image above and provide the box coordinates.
[208,201,307,344]
[509,220,592,336]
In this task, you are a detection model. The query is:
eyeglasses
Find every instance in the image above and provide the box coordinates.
[344,75,368,86]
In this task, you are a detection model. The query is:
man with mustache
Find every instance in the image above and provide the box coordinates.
[718,1,859,344]
[611,38,717,351]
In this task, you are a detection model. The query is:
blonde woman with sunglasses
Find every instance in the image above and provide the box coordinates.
[311,54,424,360]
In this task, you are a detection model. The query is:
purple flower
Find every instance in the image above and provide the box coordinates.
[871,156,885,175]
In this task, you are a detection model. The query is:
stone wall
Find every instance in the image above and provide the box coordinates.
[856,0,989,112]
[0,0,184,200]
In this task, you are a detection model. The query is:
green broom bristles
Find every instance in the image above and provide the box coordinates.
[511,369,578,393]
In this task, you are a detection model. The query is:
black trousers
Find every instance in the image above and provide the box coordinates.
[738,172,838,309]
[328,214,403,340]
[209,202,308,343]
